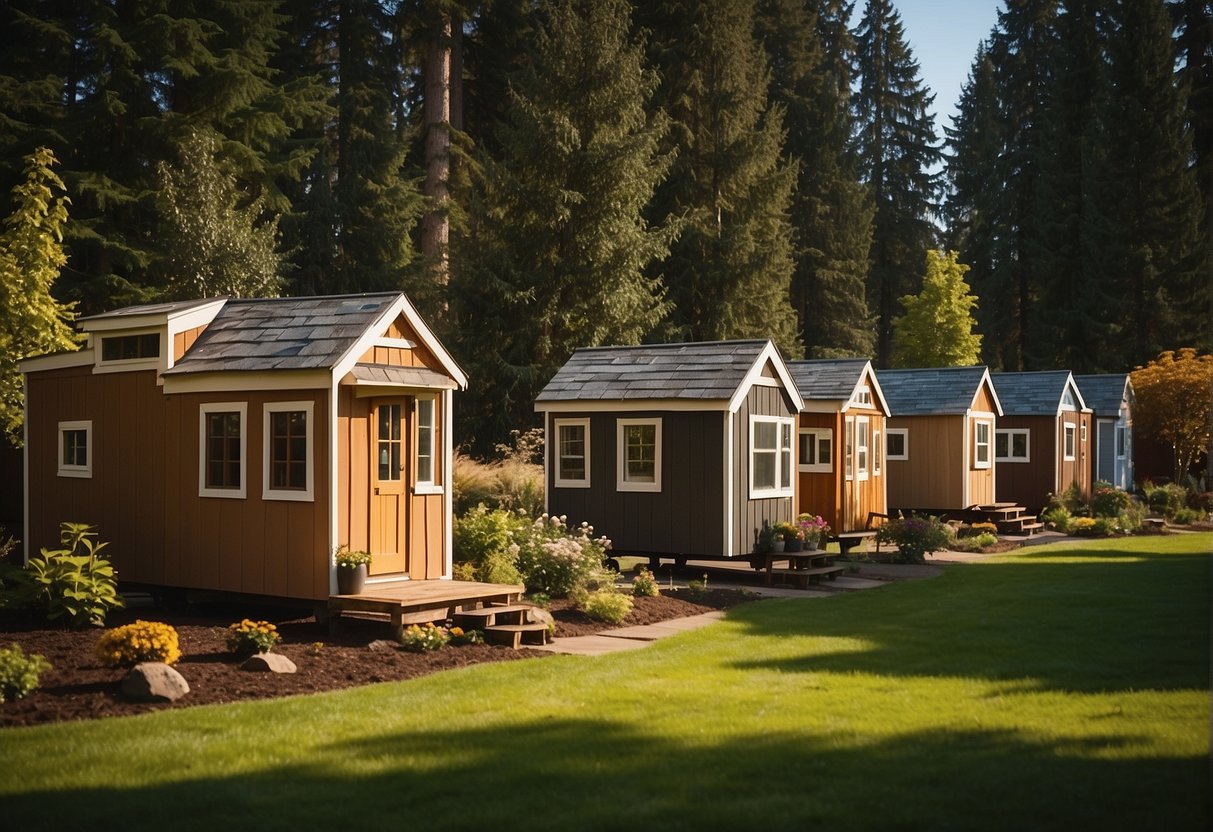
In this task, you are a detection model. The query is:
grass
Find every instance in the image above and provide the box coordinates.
[1,534,1208,831]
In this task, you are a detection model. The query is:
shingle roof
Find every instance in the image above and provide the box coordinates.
[877,366,990,415]
[536,340,771,402]
[992,371,1078,416]
[78,297,219,323]
[349,363,456,390]
[1074,374,1130,416]
[164,293,399,374]
[787,359,869,401]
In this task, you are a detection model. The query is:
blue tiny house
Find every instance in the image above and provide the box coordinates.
[1074,374,1134,491]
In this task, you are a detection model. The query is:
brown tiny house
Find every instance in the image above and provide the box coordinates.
[21,293,466,602]
[788,359,890,533]
[535,340,804,560]
[876,366,1003,514]
[990,371,1093,511]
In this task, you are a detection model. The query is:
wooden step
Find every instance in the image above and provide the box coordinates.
[451,604,532,628]
[1004,522,1044,536]
[483,622,551,649]
[768,565,844,589]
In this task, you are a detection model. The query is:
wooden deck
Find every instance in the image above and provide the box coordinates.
[328,579,524,640]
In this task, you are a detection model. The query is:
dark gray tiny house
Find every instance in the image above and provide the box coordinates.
[535,340,804,560]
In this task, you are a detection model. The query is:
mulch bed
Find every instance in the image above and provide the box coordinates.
[0,587,752,728]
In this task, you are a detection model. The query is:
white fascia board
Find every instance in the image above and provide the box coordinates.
[78,299,226,333]
[970,367,1003,417]
[727,341,805,414]
[19,349,93,374]
[330,294,468,390]
[536,399,732,413]
[163,369,332,395]
[863,362,893,416]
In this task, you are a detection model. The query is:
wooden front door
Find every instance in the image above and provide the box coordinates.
[369,398,408,575]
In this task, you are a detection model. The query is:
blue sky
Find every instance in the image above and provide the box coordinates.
[884,1,1003,130]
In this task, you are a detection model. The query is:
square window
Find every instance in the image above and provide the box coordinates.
[886,429,908,461]
[798,429,833,473]
[995,429,1030,462]
[57,421,92,478]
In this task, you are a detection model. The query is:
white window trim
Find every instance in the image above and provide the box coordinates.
[414,396,443,495]
[844,418,855,481]
[750,415,795,499]
[974,420,993,469]
[263,401,315,502]
[57,420,92,478]
[199,402,248,498]
[1063,423,1076,461]
[995,428,1031,463]
[1115,425,1127,459]
[93,328,164,374]
[1081,422,1087,443]
[886,428,909,461]
[553,417,591,488]
[797,428,833,473]
[851,385,873,407]
[856,416,871,482]
[617,418,662,492]
[873,429,882,476]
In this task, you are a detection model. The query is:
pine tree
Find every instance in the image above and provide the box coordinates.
[155,130,283,300]
[759,0,875,359]
[639,0,801,356]
[452,0,676,450]
[891,250,982,368]
[1089,0,1205,366]
[852,0,943,368]
[0,148,80,445]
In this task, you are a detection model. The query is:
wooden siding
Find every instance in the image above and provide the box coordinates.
[796,407,887,533]
[796,411,839,530]
[885,414,965,512]
[731,385,797,555]
[358,314,443,370]
[972,380,999,415]
[172,325,207,362]
[995,415,1055,510]
[546,410,726,557]
[1058,412,1092,501]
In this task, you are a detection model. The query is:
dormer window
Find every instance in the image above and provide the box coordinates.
[101,333,160,362]
[852,385,873,407]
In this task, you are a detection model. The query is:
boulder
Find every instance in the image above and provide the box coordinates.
[240,652,297,673]
[122,663,190,702]
[367,639,400,653]
[525,606,555,629]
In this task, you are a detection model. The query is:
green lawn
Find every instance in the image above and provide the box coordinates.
[2,534,1208,831]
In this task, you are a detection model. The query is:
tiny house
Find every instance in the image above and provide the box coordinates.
[787,359,890,533]
[990,371,1093,510]
[535,340,804,560]
[21,293,466,602]
[876,366,1003,514]
[1074,374,1134,491]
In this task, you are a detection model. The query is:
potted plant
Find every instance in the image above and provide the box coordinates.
[335,547,372,595]
[778,521,804,552]
[755,521,780,555]
[796,514,831,551]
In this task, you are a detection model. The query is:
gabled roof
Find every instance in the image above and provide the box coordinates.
[787,358,890,415]
[535,340,803,412]
[163,294,401,374]
[992,371,1089,416]
[1074,374,1133,416]
[877,366,1002,416]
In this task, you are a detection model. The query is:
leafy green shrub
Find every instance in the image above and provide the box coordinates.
[1091,482,1132,518]
[1170,507,1202,525]
[1144,481,1187,518]
[451,561,477,582]
[527,591,551,608]
[453,504,528,579]
[1041,506,1073,533]
[875,514,954,563]
[96,620,181,667]
[0,643,51,702]
[1188,492,1213,513]
[227,619,281,655]
[582,590,633,624]
[973,532,999,548]
[401,622,450,652]
[25,522,124,628]
[1071,517,1116,536]
[632,567,660,597]
[514,515,611,597]
[959,521,998,538]
[448,626,484,646]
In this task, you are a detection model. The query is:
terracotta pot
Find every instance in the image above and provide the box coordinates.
[336,563,367,595]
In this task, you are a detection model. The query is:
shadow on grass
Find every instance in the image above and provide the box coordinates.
[3,717,1208,832]
[726,547,1210,694]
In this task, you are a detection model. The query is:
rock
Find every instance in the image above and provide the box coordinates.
[525,606,555,629]
[367,639,401,653]
[122,663,190,702]
[240,652,297,673]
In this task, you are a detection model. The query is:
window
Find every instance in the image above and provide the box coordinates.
[617,418,661,492]
[1063,423,1076,460]
[886,429,908,461]
[377,403,402,482]
[416,397,436,488]
[873,430,882,475]
[1061,388,1077,409]
[1081,423,1087,442]
[750,416,794,498]
[199,403,246,498]
[798,428,833,473]
[1115,426,1127,458]
[995,428,1030,462]
[264,401,313,501]
[57,420,92,478]
[554,418,591,487]
[845,419,855,480]
[974,420,992,468]
[100,333,160,362]
[856,417,870,481]
[851,385,873,407]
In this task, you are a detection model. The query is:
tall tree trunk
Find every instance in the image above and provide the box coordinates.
[422,11,451,287]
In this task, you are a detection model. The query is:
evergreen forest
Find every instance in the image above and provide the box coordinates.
[1,0,1208,451]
